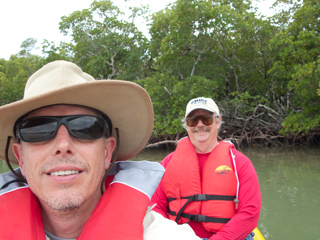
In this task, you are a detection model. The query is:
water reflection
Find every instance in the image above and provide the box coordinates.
[234,147,319,239]
[131,148,173,162]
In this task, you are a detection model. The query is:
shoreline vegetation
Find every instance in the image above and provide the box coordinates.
[146,103,320,149]
[147,126,320,149]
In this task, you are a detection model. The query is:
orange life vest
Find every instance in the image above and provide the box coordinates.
[162,137,238,233]
[0,161,164,240]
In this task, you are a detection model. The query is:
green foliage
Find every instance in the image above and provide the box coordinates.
[280,112,320,135]
[136,73,180,137]
[18,38,38,58]
[41,40,74,64]
[59,0,148,80]
[0,55,42,105]
[229,91,268,115]
[269,0,320,135]
[148,0,277,100]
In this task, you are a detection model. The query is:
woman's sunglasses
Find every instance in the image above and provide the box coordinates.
[15,115,110,143]
[185,113,215,127]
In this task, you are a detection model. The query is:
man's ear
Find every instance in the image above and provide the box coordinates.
[217,116,222,128]
[104,137,116,169]
[12,142,25,176]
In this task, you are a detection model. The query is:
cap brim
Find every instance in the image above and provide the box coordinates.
[186,107,215,118]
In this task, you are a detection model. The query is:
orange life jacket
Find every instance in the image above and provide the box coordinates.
[0,161,164,240]
[162,137,238,233]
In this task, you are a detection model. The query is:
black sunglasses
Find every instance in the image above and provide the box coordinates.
[16,115,110,143]
[185,113,215,127]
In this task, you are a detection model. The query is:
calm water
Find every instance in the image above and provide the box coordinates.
[1,146,319,239]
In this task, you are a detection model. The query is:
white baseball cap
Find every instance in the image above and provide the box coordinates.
[185,97,220,118]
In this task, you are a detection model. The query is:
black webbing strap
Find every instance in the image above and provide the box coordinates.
[187,213,230,223]
[168,194,236,223]
[169,194,235,202]
[0,179,26,191]
[168,210,231,224]
[175,197,193,222]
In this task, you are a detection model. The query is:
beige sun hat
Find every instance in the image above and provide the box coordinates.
[0,60,154,165]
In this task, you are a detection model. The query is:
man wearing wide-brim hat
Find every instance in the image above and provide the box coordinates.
[0,60,200,240]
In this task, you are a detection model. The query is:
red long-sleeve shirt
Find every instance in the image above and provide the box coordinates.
[150,148,261,240]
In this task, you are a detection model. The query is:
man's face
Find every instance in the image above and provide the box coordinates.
[13,105,115,214]
[186,109,221,153]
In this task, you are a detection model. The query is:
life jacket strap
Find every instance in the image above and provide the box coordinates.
[168,210,231,224]
[0,179,26,190]
[168,194,235,202]
[168,194,236,223]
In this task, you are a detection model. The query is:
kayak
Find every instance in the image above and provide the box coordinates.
[253,228,265,240]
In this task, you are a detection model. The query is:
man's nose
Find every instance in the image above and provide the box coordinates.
[53,125,74,156]
[196,119,205,127]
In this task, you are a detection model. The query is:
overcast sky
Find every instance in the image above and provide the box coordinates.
[0,0,274,60]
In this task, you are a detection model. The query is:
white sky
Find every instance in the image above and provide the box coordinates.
[0,0,274,60]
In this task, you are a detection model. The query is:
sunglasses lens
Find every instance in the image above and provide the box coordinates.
[186,114,214,127]
[67,116,105,139]
[19,118,58,142]
[201,115,214,125]
[186,118,197,127]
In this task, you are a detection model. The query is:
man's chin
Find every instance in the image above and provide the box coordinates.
[194,131,210,138]
[44,193,85,213]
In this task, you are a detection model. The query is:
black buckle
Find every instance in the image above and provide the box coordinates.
[196,194,206,201]
[195,215,207,222]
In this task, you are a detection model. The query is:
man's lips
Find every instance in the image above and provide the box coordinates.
[193,127,210,133]
[48,170,81,176]
[45,167,84,184]
[195,129,208,133]
[46,165,84,177]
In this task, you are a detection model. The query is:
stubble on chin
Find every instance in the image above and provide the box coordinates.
[38,156,90,213]
[44,192,85,215]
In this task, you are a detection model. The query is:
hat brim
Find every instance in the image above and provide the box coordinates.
[0,80,153,165]
[185,107,215,118]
